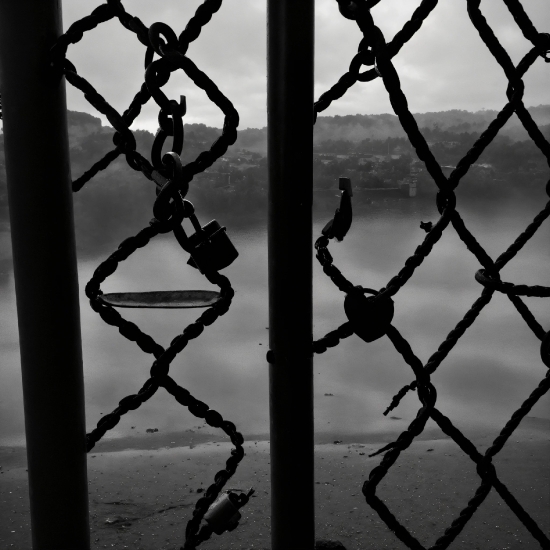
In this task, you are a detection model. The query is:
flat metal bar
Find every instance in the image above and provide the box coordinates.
[99,290,221,308]
[0,1,91,548]
[267,1,315,549]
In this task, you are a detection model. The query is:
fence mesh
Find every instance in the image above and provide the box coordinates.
[34,0,550,548]
[312,1,550,548]
[51,1,251,548]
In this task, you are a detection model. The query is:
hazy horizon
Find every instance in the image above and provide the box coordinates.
[47,0,550,131]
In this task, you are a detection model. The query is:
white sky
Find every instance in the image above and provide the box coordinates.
[61,0,549,131]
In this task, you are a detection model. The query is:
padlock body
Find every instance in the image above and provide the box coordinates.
[187,220,239,273]
[204,493,242,535]
[344,292,394,343]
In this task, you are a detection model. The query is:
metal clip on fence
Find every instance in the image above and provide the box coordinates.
[321,177,353,242]
[314,177,394,348]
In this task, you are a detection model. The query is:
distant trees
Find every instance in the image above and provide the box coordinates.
[1,108,548,255]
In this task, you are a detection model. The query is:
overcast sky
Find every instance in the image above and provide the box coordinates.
[61,0,548,131]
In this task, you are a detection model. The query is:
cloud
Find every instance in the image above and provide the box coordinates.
[61,0,548,131]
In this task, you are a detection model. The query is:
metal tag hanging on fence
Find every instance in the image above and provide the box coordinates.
[99,290,222,309]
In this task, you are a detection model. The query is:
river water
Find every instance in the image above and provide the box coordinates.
[0,194,548,446]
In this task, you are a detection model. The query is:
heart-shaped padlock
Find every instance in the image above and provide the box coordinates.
[344,288,394,343]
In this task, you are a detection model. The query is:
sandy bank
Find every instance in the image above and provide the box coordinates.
[0,423,548,549]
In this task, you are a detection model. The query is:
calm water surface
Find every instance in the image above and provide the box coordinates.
[1,196,549,445]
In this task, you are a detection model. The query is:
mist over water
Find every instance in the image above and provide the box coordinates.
[0,195,548,446]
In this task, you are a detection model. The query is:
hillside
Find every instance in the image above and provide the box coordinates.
[313,106,550,145]
[235,105,550,152]
[230,105,550,152]
[64,105,550,157]
[0,106,547,255]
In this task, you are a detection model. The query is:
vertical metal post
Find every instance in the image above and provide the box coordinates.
[0,1,90,549]
[267,1,315,549]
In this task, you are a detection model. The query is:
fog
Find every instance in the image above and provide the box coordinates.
[1,194,548,446]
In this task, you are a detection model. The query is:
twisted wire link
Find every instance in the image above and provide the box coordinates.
[72,81,153,192]
[82,216,241,548]
[106,0,150,46]
[507,295,547,340]
[502,0,541,45]
[54,0,238,195]
[312,322,354,355]
[428,372,550,548]
[313,0,439,122]
[314,235,356,294]
[378,201,454,299]
[380,330,550,549]
[84,222,235,443]
[362,328,438,548]
[466,3,550,166]
[387,198,550,412]
[51,2,249,547]
[178,0,223,55]
[312,0,550,547]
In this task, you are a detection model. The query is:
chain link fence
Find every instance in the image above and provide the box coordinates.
[312,1,550,548]
[16,0,546,548]
[51,1,252,548]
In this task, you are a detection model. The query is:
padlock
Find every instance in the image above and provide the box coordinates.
[186,218,238,273]
[204,492,242,535]
[344,288,394,343]
[173,203,239,273]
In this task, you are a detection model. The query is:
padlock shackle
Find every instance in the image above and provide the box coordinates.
[171,199,197,253]
[172,222,192,253]
[189,214,203,233]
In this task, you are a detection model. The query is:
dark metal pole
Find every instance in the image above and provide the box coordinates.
[0,1,90,548]
[267,1,315,549]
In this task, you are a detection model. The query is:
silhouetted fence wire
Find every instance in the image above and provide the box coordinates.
[51,1,251,548]
[311,1,550,548]
[44,0,549,548]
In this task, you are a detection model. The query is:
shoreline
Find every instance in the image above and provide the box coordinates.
[1,422,548,549]
[1,416,548,466]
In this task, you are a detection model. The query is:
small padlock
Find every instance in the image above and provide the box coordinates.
[344,288,394,343]
[173,202,239,273]
[186,218,238,273]
[204,492,242,535]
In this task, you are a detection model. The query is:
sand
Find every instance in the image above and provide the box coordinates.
[0,423,548,550]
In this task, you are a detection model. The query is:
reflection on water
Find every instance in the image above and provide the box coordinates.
[1,197,549,445]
